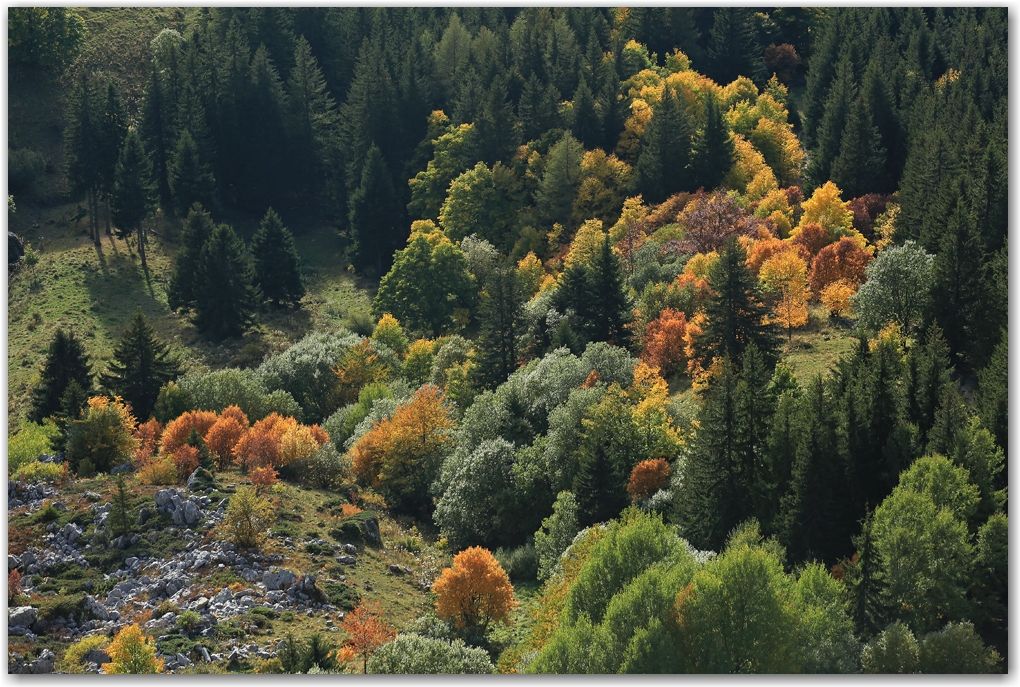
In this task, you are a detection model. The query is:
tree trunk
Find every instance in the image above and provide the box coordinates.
[90,189,100,246]
[105,194,112,235]
[138,222,147,269]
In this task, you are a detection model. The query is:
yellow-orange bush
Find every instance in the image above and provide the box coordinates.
[249,466,278,493]
[279,422,322,466]
[102,624,163,674]
[218,405,250,429]
[137,456,177,486]
[172,445,200,481]
[432,546,517,632]
[159,410,217,457]
[821,279,858,318]
[132,418,163,466]
[627,458,673,500]
[340,503,363,518]
[205,416,247,469]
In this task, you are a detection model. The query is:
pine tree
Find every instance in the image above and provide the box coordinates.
[110,129,156,269]
[140,61,174,213]
[97,80,128,237]
[193,222,259,340]
[56,379,89,452]
[705,7,767,87]
[586,236,632,347]
[570,74,602,150]
[99,308,181,421]
[30,329,92,423]
[829,92,886,199]
[806,54,855,191]
[674,355,740,551]
[572,419,630,529]
[64,73,102,244]
[904,325,953,446]
[472,76,519,166]
[168,204,216,311]
[692,92,733,192]
[251,207,305,307]
[694,237,778,368]
[245,44,290,205]
[634,85,693,203]
[287,35,338,189]
[168,129,217,217]
[846,510,889,637]
[472,262,525,390]
[596,57,623,151]
[976,329,1007,455]
[348,143,402,275]
[112,474,133,539]
[733,343,778,529]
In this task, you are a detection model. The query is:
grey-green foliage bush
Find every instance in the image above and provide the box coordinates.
[534,491,580,580]
[169,368,301,422]
[861,622,920,673]
[257,328,397,423]
[916,622,1000,673]
[430,335,470,388]
[434,438,520,547]
[460,234,499,288]
[628,239,684,295]
[494,541,539,582]
[344,397,400,450]
[851,240,935,335]
[368,634,495,674]
[300,443,351,490]
[323,382,393,451]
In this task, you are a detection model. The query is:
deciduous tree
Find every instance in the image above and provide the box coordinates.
[433,546,518,635]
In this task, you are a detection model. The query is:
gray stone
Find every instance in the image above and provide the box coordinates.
[262,567,297,590]
[214,587,233,604]
[336,555,356,565]
[9,606,37,628]
[82,649,110,665]
[360,516,381,547]
[176,653,191,666]
[8,554,20,570]
[342,543,357,554]
[389,564,404,575]
[110,462,134,475]
[84,595,111,621]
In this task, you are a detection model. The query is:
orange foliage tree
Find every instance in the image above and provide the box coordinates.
[790,222,831,258]
[350,385,455,517]
[808,236,873,296]
[433,546,518,634]
[279,422,324,465]
[205,416,247,469]
[627,458,672,501]
[232,413,287,472]
[159,410,217,457]
[172,445,200,481]
[341,602,396,674]
[745,237,810,275]
[249,466,278,493]
[133,418,163,465]
[759,250,810,338]
[641,308,688,377]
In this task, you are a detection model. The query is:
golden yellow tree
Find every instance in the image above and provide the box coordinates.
[220,485,274,550]
[759,250,810,338]
[433,546,518,633]
[102,624,164,674]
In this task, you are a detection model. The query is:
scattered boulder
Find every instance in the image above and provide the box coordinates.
[263,567,297,591]
[84,595,111,621]
[9,606,37,629]
[360,516,381,547]
[110,463,134,475]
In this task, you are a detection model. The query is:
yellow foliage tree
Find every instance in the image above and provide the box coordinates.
[102,624,164,674]
[564,218,606,268]
[684,251,719,280]
[516,252,544,298]
[220,485,274,551]
[402,338,437,386]
[821,279,858,318]
[279,422,323,465]
[759,250,810,338]
[372,313,409,358]
[795,181,857,243]
[433,546,518,633]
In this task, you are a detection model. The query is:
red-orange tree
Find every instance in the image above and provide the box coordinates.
[627,458,672,500]
[432,546,517,634]
[341,602,396,674]
[641,308,688,377]
[808,236,872,296]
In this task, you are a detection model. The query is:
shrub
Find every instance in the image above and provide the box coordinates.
[253,657,285,674]
[66,396,139,474]
[14,460,64,482]
[138,456,178,485]
[301,443,351,490]
[177,610,201,634]
[171,369,301,422]
[58,634,110,674]
[333,339,393,407]
[368,634,495,674]
[279,422,323,465]
[220,486,273,551]
[205,415,246,469]
[172,445,200,482]
[494,542,540,581]
[9,420,60,475]
[250,466,278,493]
[103,624,164,674]
[159,410,217,457]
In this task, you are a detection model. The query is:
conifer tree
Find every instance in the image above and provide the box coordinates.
[56,379,89,452]
[573,407,633,528]
[733,343,778,528]
[287,35,338,189]
[97,80,128,236]
[830,92,886,199]
[30,329,92,423]
[807,54,855,191]
[168,129,217,217]
[692,93,733,192]
[596,58,624,151]
[348,143,401,275]
[634,86,693,203]
[64,73,102,244]
[976,329,1007,455]
[193,222,259,340]
[535,133,584,230]
[110,129,156,268]
[99,308,181,421]
[586,236,633,347]
[694,237,778,368]
[168,204,215,312]
[251,207,305,307]
[705,7,767,87]
[846,510,889,637]
[472,262,525,390]
[904,325,953,446]
[245,44,290,205]
[472,76,519,166]
[570,74,602,150]
[140,61,174,213]
[112,474,133,539]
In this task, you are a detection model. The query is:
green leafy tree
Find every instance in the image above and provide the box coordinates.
[251,208,305,307]
[694,237,778,368]
[66,396,138,475]
[852,241,935,337]
[373,226,475,337]
[110,129,156,268]
[534,490,580,580]
[193,222,259,340]
[167,204,215,311]
[100,309,181,422]
[168,129,217,218]
[439,162,524,253]
[30,329,92,423]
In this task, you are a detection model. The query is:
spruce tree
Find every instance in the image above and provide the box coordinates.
[586,236,633,347]
[535,133,584,230]
[99,308,181,421]
[705,7,767,87]
[976,329,1007,455]
[97,80,128,236]
[168,204,215,312]
[168,129,217,217]
[572,398,634,529]
[692,93,733,192]
[694,237,778,368]
[30,329,92,423]
[110,129,156,268]
[904,325,953,446]
[846,510,889,637]
[733,343,778,529]
[634,85,693,203]
[245,44,290,205]
[830,91,887,199]
[596,58,624,151]
[570,74,602,151]
[139,61,174,213]
[472,262,526,390]
[806,50,855,190]
[193,222,259,340]
[287,35,338,189]
[251,207,305,308]
[64,73,102,244]
[56,380,89,452]
[348,143,401,275]
[472,76,519,166]
[113,474,133,539]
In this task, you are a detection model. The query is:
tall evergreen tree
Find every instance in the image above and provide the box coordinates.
[193,222,259,340]
[168,129,217,217]
[733,343,778,529]
[287,35,338,190]
[168,204,216,311]
[829,91,887,199]
[244,44,290,205]
[976,329,1007,455]
[705,7,767,87]
[473,75,519,166]
[472,261,526,390]
[586,236,632,347]
[139,61,174,213]
[348,143,402,275]
[904,325,953,446]
[535,132,584,230]
[64,73,102,245]
[251,207,305,307]
[573,399,633,529]
[110,129,156,269]
[99,308,181,421]
[806,53,855,190]
[634,85,693,203]
[692,92,733,191]
[694,237,778,368]
[846,510,889,637]
[596,57,623,151]
[30,329,92,423]
[569,74,602,150]
[97,80,128,237]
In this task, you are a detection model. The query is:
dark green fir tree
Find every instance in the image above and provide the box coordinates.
[692,93,734,191]
[251,207,305,308]
[348,143,401,275]
[110,129,156,268]
[472,262,526,390]
[168,204,215,312]
[193,222,259,340]
[30,329,92,423]
[168,129,217,218]
[99,308,181,421]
